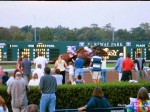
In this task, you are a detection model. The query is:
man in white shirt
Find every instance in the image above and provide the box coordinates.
[34,52,48,72]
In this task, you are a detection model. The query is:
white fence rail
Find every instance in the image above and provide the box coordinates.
[3,67,149,74]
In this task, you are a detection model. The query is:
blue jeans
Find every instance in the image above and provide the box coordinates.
[40,93,56,112]
[101,69,107,83]
[75,68,84,79]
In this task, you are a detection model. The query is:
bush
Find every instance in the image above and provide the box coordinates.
[1,81,150,111]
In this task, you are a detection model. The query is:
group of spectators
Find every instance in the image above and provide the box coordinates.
[0,49,149,112]
[115,52,146,82]
[0,52,53,112]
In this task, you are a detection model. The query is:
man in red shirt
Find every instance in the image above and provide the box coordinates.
[121,53,134,81]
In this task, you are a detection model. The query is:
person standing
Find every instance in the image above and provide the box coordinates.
[34,52,48,72]
[101,57,107,83]
[39,67,57,112]
[74,54,84,81]
[115,53,124,81]
[121,53,134,81]
[89,52,102,83]
[134,53,146,81]
[54,55,68,84]
[67,61,74,83]
[16,57,22,72]
[7,71,30,112]
[2,72,9,85]
[21,54,32,83]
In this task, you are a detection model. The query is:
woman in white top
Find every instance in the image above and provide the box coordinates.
[28,73,39,86]
[54,55,68,84]
[0,95,9,112]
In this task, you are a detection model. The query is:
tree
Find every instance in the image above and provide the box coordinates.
[24,32,33,41]
[130,27,145,41]
[39,27,53,41]
[9,26,25,41]
[90,24,98,28]
[0,27,12,41]
[115,29,129,41]
[21,25,32,32]
[140,23,150,31]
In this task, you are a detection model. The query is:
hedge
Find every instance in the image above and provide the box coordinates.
[1,81,150,112]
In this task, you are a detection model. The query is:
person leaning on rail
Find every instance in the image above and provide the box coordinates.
[78,86,110,112]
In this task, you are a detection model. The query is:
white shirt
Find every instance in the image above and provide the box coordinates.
[67,65,74,74]
[32,68,44,80]
[0,106,9,112]
[101,60,106,69]
[53,74,63,85]
[6,76,14,86]
[34,56,48,71]
[55,60,66,71]
[28,79,39,86]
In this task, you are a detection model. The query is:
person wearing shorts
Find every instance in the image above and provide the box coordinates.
[89,52,102,83]
[74,54,84,80]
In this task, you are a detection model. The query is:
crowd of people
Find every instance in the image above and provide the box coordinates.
[0,47,149,112]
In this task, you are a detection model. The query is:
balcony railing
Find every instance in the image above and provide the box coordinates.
[55,106,127,112]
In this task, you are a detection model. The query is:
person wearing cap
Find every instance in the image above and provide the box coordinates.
[7,71,30,112]
[115,52,124,81]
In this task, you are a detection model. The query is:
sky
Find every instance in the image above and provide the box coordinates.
[0,1,150,31]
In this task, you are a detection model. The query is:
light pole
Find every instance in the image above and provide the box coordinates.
[34,27,36,42]
[34,16,37,42]
[104,23,115,42]
[112,27,115,42]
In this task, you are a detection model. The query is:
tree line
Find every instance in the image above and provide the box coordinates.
[0,22,150,41]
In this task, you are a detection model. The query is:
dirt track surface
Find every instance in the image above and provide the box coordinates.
[65,70,138,83]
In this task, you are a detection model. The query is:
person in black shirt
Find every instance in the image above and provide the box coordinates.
[2,72,9,85]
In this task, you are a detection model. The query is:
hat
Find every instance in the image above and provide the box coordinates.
[16,72,22,76]
[119,53,123,57]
